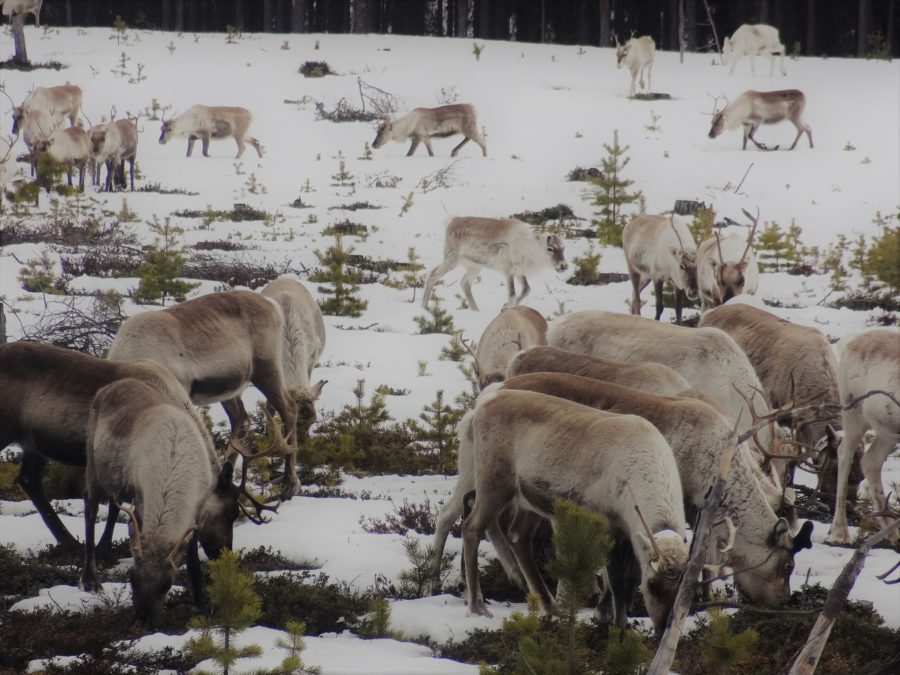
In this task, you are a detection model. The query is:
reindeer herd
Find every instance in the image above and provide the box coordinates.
[0,17,897,635]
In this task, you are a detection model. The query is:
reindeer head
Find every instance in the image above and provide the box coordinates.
[89,124,108,155]
[158,115,175,145]
[731,518,813,607]
[544,232,568,272]
[372,119,392,148]
[636,528,689,635]
[196,461,241,558]
[11,106,24,135]
[669,217,699,299]
[613,31,632,67]
[292,379,327,438]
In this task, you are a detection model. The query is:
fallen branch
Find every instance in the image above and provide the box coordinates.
[787,517,900,675]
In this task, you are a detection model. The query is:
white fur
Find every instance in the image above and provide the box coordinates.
[616,35,655,96]
[1,0,43,25]
[696,232,759,311]
[722,24,786,76]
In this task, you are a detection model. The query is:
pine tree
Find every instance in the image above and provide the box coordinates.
[272,620,320,674]
[187,549,263,675]
[593,130,643,247]
[312,234,368,317]
[699,604,759,674]
[407,390,460,473]
[133,217,198,305]
[603,626,653,675]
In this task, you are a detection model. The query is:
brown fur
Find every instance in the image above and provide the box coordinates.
[372,104,486,157]
[709,89,812,151]
[474,306,547,388]
[159,105,262,158]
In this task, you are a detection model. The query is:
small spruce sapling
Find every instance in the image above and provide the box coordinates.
[593,130,643,247]
[312,234,368,317]
[414,289,455,335]
[397,536,455,597]
[699,601,759,674]
[272,620,321,674]
[407,389,460,473]
[358,597,399,638]
[566,244,603,285]
[862,211,900,292]
[187,549,263,675]
[440,329,467,361]
[133,217,198,305]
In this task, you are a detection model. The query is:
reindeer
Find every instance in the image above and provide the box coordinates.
[372,103,486,157]
[470,306,547,388]
[709,90,812,151]
[12,84,82,134]
[159,105,263,158]
[614,32,655,97]
[81,376,281,625]
[827,329,900,546]
[623,214,698,325]
[547,310,781,464]
[421,217,568,312]
[462,388,688,635]
[699,303,846,490]
[90,118,138,191]
[493,373,813,618]
[1,0,43,26]
[107,290,301,498]
[696,208,760,310]
[722,24,787,76]
[0,342,244,557]
[32,124,92,191]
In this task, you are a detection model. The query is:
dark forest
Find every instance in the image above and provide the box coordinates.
[30,1,900,59]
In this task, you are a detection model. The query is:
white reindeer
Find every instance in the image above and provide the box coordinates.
[699,303,844,491]
[1,0,43,26]
[615,33,655,97]
[722,23,786,76]
[90,119,138,191]
[709,90,812,151]
[107,290,301,498]
[696,211,760,310]
[12,84,82,134]
[827,329,900,546]
[471,305,547,388]
[547,310,781,461]
[159,105,263,158]
[421,216,568,311]
[372,103,486,157]
[462,388,688,635]
[623,214,698,325]
[31,125,92,191]
[81,375,274,625]
[493,373,813,618]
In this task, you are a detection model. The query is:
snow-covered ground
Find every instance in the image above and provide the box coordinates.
[0,24,898,674]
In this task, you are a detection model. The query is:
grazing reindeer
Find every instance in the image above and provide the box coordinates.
[159,105,263,158]
[462,388,688,635]
[709,90,813,151]
[547,310,780,460]
[12,84,82,134]
[827,329,900,546]
[1,0,43,26]
[372,103,486,157]
[107,291,301,498]
[699,303,845,491]
[0,342,242,556]
[259,277,328,476]
[81,376,278,625]
[623,214,698,324]
[695,209,760,310]
[90,119,138,191]
[614,32,655,97]
[471,306,547,388]
[422,217,568,311]
[722,24,787,76]
[495,373,813,617]
[32,124,92,191]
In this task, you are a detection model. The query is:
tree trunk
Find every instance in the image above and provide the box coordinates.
[577,0,590,45]
[805,0,816,55]
[263,0,275,31]
[758,0,769,24]
[174,0,185,32]
[455,0,468,37]
[685,0,697,50]
[291,0,306,32]
[11,13,29,65]
[702,0,721,58]
[65,0,73,26]
[857,0,871,57]
[599,0,610,46]
[0,305,6,345]
[678,0,685,62]
[476,0,490,38]
[787,518,900,675]
[354,0,376,33]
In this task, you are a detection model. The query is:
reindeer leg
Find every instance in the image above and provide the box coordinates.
[861,434,898,538]
[96,499,119,562]
[629,271,647,315]
[509,511,558,614]
[424,137,435,157]
[406,138,420,156]
[463,483,515,616]
[653,279,665,321]
[460,268,480,311]
[17,451,80,550]
[826,415,865,545]
[451,137,471,157]
[221,397,250,461]
[252,375,299,500]
[674,287,685,325]
[186,532,206,607]
[80,488,101,592]
[746,124,771,151]
[201,134,211,158]
[129,157,135,190]
[503,274,517,308]
[234,136,245,159]
[515,275,530,305]
[421,256,458,308]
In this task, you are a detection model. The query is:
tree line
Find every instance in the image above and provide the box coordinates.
[24,0,900,58]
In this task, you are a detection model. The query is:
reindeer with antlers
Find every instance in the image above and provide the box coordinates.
[623,214,699,325]
[81,374,283,625]
[469,305,547,389]
[708,90,813,151]
[696,208,760,311]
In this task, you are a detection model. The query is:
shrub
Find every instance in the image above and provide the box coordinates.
[132,217,198,305]
[255,572,370,634]
[299,61,334,77]
[862,212,900,291]
[566,244,603,285]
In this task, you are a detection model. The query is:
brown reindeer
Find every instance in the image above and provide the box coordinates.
[709,90,812,151]
[159,105,263,158]
[471,306,547,388]
[372,104,486,157]
[107,291,300,498]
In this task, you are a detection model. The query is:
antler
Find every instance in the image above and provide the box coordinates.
[732,384,824,450]
[634,504,664,564]
[230,410,287,524]
[114,499,144,559]
[612,30,621,46]
[461,336,482,376]
[876,559,900,585]
[713,515,737,554]
[164,524,197,575]
[739,207,760,265]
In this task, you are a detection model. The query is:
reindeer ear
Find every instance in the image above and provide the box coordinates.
[311,379,327,399]
[792,521,814,554]
[772,517,793,548]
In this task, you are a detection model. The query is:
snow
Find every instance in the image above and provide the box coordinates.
[0,23,898,674]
